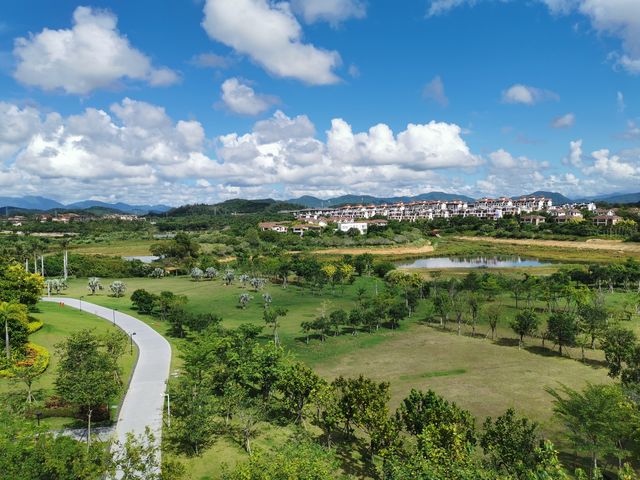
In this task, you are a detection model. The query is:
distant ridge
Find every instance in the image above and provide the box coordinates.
[286,192,476,208]
[593,192,640,204]
[0,196,64,211]
[0,196,171,215]
[513,191,573,206]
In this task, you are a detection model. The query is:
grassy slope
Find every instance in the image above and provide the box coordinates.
[0,302,138,428]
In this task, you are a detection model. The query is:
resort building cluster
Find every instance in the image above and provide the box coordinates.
[258,196,625,235]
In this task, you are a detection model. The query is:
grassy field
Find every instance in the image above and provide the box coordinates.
[52,270,632,478]
[0,302,138,429]
[446,236,640,262]
[71,238,159,256]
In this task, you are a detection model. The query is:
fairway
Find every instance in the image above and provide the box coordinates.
[310,321,611,438]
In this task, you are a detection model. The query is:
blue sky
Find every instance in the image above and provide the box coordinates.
[0,0,638,204]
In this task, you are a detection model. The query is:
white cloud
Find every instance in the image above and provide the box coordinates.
[348,64,360,78]
[617,91,626,112]
[575,0,640,74]
[428,0,478,17]
[0,102,43,160]
[291,0,366,25]
[422,76,449,107]
[502,84,560,105]
[551,112,575,128]
[564,139,583,167]
[202,0,341,85]
[488,148,543,170]
[620,120,640,140]
[0,100,484,202]
[220,78,278,116]
[13,6,179,95]
[6,98,638,203]
[189,52,233,69]
[585,148,640,181]
[428,1,640,75]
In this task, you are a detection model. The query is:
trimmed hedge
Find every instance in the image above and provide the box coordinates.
[27,320,43,334]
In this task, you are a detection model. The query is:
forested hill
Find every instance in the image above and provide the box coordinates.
[166,199,305,216]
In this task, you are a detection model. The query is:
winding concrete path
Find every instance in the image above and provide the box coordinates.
[42,297,172,453]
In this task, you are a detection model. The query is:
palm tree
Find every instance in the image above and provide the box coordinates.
[0,301,28,360]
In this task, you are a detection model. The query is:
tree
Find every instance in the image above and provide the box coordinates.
[601,325,637,379]
[0,408,111,480]
[547,383,634,471]
[484,304,501,340]
[130,289,157,315]
[547,311,578,355]
[11,350,48,404]
[238,293,252,309]
[190,267,204,281]
[109,280,127,298]
[154,291,187,322]
[168,377,216,456]
[510,309,539,349]
[329,309,347,336]
[261,292,272,308]
[434,293,452,328]
[0,301,28,360]
[150,267,165,279]
[204,267,218,279]
[0,262,44,307]
[480,408,540,476]
[101,329,128,385]
[263,307,287,345]
[111,427,185,480]
[237,403,263,456]
[55,329,120,446]
[223,270,234,286]
[332,375,391,439]
[277,362,323,425]
[578,303,608,349]
[87,277,102,295]
[396,389,476,447]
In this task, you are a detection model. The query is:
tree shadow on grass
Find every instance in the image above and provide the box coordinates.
[333,434,375,480]
[494,337,520,348]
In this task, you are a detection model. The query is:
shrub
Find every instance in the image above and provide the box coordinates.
[26,320,43,334]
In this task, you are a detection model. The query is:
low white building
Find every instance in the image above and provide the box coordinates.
[337,221,368,235]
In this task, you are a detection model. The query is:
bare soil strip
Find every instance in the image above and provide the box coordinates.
[314,244,435,255]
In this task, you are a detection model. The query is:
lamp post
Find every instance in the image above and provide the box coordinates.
[35,411,42,427]
[129,331,136,355]
[112,308,118,326]
[79,296,84,312]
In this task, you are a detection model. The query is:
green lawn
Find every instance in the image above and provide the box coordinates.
[50,273,629,477]
[0,302,138,429]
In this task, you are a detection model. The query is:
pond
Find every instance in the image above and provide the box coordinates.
[397,256,550,269]
[123,255,160,264]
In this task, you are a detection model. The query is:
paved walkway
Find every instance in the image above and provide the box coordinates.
[42,297,172,457]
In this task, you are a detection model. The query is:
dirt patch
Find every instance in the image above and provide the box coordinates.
[314,244,435,256]
[456,236,640,254]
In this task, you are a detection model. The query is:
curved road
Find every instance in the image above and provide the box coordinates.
[42,297,172,454]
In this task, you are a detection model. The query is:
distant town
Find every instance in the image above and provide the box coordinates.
[259,196,625,236]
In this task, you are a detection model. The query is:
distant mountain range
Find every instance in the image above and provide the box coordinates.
[1,190,639,217]
[286,192,476,208]
[512,191,574,206]
[0,196,171,215]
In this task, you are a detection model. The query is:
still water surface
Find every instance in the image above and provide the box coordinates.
[397,256,550,269]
